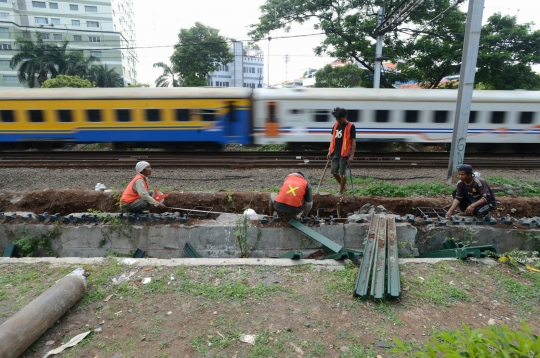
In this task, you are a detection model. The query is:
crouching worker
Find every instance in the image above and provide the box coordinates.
[120,161,168,213]
[445,164,496,219]
[269,172,313,218]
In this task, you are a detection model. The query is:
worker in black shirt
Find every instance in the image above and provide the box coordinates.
[326,107,356,196]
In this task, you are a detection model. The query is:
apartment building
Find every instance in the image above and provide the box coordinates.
[0,0,137,87]
[208,41,265,88]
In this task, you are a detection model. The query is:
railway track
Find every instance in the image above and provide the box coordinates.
[0,151,539,169]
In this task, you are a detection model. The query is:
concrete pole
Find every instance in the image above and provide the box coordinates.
[0,268,87,358]
[267,36,271,87]
[446,0,485,183]
[373,8,385,89]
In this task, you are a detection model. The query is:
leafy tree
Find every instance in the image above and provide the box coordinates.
[314,63,369,88]
[170,22,233,87]
[153,62,180,87]
[476,13,540,90]
[88,64,121,88]
[126,83,150,88]
[41,75,93,88]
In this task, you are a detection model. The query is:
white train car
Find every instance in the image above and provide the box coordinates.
[252,88,540,150]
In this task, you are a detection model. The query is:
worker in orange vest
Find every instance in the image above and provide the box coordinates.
[327,107,356,196]
[269,172,313,217]
[120,161,168,213]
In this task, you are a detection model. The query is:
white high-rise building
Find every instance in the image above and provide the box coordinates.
[208,41,265,88]
[0,0,137,87]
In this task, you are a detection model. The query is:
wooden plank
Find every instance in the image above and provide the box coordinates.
[354,215,379,298]
[370,216,387,300]
[386,216,401,298]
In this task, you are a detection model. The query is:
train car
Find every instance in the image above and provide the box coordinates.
[252,88,540,151]
[0,87,253,150]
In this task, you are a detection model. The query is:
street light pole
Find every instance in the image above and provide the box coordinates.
[267,36,271,87]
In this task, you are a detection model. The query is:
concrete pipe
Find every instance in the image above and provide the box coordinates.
[0,268,87,358]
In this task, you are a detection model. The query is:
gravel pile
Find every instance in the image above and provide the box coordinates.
[1,167,538,193]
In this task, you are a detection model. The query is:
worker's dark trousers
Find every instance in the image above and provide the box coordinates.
[451,189,496,216]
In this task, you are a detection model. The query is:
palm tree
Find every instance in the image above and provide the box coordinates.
[153,62,181,87]
[62,51,100,79]
[88,64,122,87]
[10,34,59,87]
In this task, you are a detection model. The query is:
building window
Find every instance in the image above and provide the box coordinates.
[72,20,80,26]
[90,51,102,58]
[35,17,48,24]
[1,44,12,50]
[53,34,62,40]
[0,13,9,20]
[69,4,78,11]
[0,28,8,34]
[85,5,98,12]
[0,0,7,3]
[87,21,99,28]
[51,18,60,25]
[3,76,17,82]
[0,60,9,66]
[42,33,50,39]
[49,2,58,9]
[73,35,82,42]
[32,1,46,8]
[88,36,100,42]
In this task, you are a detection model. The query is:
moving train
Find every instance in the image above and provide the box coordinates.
[0,87,539,151]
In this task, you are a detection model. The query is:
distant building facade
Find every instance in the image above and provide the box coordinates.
[0,0,137,88]
[208,41,265,88]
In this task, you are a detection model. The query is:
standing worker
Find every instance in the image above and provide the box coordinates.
[327,107,356,196]
[269,172,313,218]
[445,164,496,218]
[120,161,168,213]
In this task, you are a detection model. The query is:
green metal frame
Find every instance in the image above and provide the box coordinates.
[354,215,379,299]
[288,219,342,254]
[386,216,401,298]
[183,243,201,258]
[279,250,304,260]
[370,216,387,300]
[2,244,16,258]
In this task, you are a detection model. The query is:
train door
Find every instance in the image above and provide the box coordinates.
[265,101,279,137]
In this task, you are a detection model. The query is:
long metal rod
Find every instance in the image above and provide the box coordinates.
[315,159,330,194]
[168,207,234,215]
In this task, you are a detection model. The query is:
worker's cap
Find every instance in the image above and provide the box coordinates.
[458,164,473,174]
[135,161,150,173]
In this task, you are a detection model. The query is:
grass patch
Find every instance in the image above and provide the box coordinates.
[402,262,470,307]
[353,181,453,197]
[323,263,358,298]
[489,271,540,315]
[486,176,540,196]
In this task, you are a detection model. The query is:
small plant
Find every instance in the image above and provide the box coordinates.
[87,208,103,214]
[392,321,540,357]
[13,226,60,257]
[235,215,250,258]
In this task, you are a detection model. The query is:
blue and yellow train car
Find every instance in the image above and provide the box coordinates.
[0,87,253,150]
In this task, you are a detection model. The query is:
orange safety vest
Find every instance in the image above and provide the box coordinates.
[329,121,353,157]
[121,174,148,203]
[274,174,307,208]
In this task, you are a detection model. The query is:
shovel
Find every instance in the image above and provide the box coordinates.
[315,159,331,196]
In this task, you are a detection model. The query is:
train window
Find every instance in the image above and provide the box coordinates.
[433,110,448,123]
[469,111,477,123]
[201,109,216,122]
[116,109,131,122]
[289,109,303,115]
[28,110,44,123]
[347,110,360,122]
[491,111,505,124]
[519,111,534,124]
[404,110,418,123]
[375,110,389,123]
[146,109,160,122]
[314,110,329,122]
[175,109,189,122]
[87,109,101,122]
[0,109,14,122]
[57,110,72,123]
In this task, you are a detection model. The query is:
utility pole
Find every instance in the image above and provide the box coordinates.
[284,54,290,82]
[446,0,485,183]
[373,8,384,89]
[267,36,271,87]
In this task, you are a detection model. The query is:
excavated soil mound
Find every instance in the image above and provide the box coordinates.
[1,189,539,218]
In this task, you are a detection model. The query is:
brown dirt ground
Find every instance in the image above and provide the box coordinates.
[1,259,537,358]
[2,189,540,219]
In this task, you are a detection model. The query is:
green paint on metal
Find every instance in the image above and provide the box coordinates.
[370,216,387,300]
[386,216,401,298]
[354,215,379,299]
[2,244,16,258]
[279,250,304,260]
[443,239,458,249]
[323,249,363,261]
[133,247,145,258]
[183,243,201,258]
[419,244,497,259]
[288,219,342,254]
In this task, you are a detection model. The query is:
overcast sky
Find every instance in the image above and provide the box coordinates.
[133,0,539,86]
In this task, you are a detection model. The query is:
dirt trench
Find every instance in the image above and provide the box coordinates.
[1,189,540,219]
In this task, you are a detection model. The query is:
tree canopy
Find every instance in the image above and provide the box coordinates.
[153,62,181,87]
[314,63,369,88]
[41,75,93,88]
[249,1,540,90]
[170,22,233,87]
[88,64,122,88]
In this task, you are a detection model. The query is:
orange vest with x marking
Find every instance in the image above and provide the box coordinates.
[275,174,307,208]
